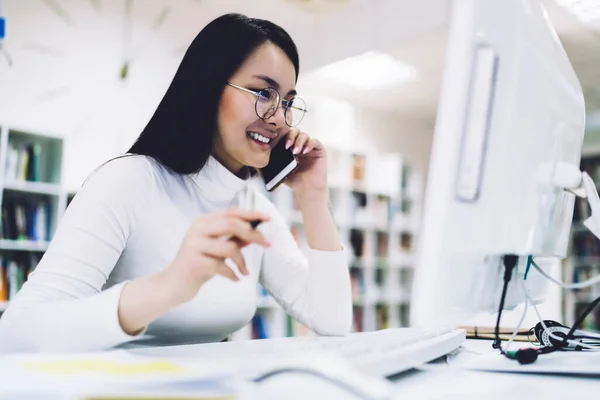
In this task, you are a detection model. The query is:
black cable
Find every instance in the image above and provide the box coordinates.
[529,258,600,350]
[252,367,376,400]
[561,295,600,350]
[493,254,518,350]
[493,255,540,364]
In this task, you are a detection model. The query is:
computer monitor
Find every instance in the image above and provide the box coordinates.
[410,0,586,328]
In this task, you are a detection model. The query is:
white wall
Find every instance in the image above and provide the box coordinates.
[355,109,434,177]
[298,91,434,180]
[0,0,450,191]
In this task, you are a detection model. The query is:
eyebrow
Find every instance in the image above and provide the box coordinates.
[252,74,297,97]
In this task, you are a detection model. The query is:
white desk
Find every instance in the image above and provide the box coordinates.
[1,339,596,399]
[389,340,598,400]
[125,338,597,399]
[122,338,598,399]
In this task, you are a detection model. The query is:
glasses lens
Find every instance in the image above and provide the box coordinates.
[285,97,307,127]
[256,88,279,119]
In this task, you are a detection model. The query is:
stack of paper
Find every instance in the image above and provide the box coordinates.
[0,349,253,399]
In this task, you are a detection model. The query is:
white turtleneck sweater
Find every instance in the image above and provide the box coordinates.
[0,155,352,353]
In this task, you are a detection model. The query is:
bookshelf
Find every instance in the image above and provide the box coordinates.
[0,124,65,311]
[232,149,423,340]
[563,153,600,332]
[0,134,425,339]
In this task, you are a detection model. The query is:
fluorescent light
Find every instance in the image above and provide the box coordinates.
[555,0,600,27]
[312,51,417,90]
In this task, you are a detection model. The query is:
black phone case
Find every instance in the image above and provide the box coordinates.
[259,137,299,191]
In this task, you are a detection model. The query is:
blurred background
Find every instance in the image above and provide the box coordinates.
[0,0,599,338]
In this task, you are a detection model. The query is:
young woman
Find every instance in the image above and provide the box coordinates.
[0,13,352,352]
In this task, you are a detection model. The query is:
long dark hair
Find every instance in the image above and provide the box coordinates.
[127,13,300,175]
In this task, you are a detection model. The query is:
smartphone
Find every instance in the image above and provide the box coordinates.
[260,136,299,192]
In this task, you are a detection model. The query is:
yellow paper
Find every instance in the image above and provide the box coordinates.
[84,397,236,400]
[25,359,185,375]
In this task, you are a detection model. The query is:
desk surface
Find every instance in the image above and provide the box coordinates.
[1,339,596,399]
[126,338,599,399]
[390,340,598,399]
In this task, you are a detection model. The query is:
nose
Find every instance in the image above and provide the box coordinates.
[265,103,286,128]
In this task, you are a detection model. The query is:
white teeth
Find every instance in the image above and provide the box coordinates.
[248,131,271,144]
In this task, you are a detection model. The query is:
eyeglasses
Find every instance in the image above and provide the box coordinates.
[227,83,307,127]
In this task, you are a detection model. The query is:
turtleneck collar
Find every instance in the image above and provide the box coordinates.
[190,155,249,205]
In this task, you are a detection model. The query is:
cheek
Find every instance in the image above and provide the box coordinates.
[219,92,240,124]
[218,92,256,137]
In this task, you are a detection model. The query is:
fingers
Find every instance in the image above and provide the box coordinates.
[216,263,239,281]
[222,208,271,223]
[301,137,321,155]
[197,254,239,281]
[230,255,249,276]
[285,128,300,150]
[199,239,248,276]
[285,128,312,155]
[215,218,270,246]
[194,211,271,247]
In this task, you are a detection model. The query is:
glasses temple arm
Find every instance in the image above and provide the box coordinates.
[228,83,260,97]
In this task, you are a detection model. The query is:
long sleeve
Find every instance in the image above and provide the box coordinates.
[0,156,153,353]
[258,201,353,336]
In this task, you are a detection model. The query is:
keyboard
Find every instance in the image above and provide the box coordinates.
[128,327,466,378]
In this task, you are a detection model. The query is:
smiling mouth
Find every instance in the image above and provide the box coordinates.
[247,131,272,145]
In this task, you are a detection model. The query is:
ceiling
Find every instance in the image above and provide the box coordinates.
[1,0,599,140]
[297,0,600,132]
[542,0,600,112]
[0,0,449,136]
[531,0,600,145]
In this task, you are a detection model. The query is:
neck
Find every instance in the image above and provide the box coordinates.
[192,153,248,204]
[211,150,246,178]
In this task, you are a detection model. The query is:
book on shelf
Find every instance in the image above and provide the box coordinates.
[349,229,365,264]
[573,197,591,223]
[374,268,386,296]
[251,314,270,339]
[375,232,389,259]
[349,268,364,302]
[581,158,600,187]
[570,265,600,330]
[256,285,278,307]
[372,195,392,229]
[566,154,600,332]
[350,191,369,227]
[352,307,363,332]
[399,304,410,326]
[351,153,367,187]
[400,268,414,294]
[572,231,600,258]
[376,304,389,330]
[1,197,50,242]
[399,232,413,252]
[257,285,268,298]
[5,142,41,183]
[571,266,600,293]
[0,253,40,302]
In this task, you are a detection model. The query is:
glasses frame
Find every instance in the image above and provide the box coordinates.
[227,83,307,127]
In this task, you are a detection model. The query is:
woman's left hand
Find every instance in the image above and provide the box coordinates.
[281,128,328,195]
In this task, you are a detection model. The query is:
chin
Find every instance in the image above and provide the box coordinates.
[244,154,270,170]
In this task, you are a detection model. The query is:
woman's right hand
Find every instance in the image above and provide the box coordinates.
[165,208,272,303]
